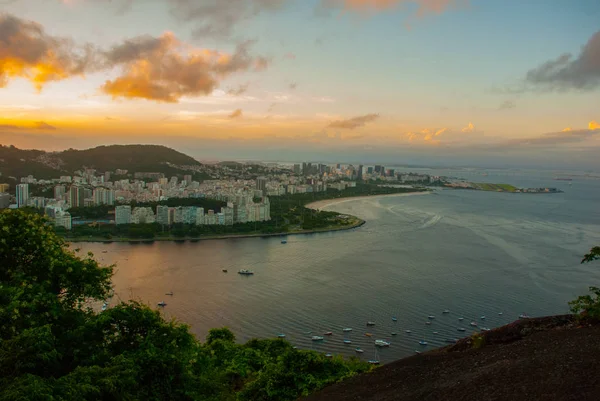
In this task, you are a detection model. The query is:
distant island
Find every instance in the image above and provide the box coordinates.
[444,181,564,194]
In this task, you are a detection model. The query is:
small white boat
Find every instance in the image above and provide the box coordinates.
[445,338,458,343]
[324,331,333,336]
[457,327,466,332]
[391,332,397,336]
[419,340,428,346]
[281,240,287,244]
[498,312,503,316]
[368,359,380,365]
[415,350,422,354]
[392,316,398,321]
[443,310,450,314]
[425,321,431,325]
[157,301,166,307]
[238,269,254,275]
[165,291,173,296]
[312,336,324,341]
[519,313,530,319]
[433,331,439,335]
[292,346,298,349]
[458,317,464,321]
[405,330,412,334]
[325,353,332,358]
[277,333,286,338]
[481,327,491,332]
[374,340,390,347]
[343,339,352,344]
[480,316,486,320]
[428,315,435,319]
[355,348,364,353]
[343,328,353,332]
[470,322,478,327]
[366,321,376,326]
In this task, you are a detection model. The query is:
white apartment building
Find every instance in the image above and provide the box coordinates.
[115,205,132,225]
[16,184,29,208]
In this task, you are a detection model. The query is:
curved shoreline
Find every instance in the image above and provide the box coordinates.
[305,191,431,211]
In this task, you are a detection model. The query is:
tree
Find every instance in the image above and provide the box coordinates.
[569,245,600,320]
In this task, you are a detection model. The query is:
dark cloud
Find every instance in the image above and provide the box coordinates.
[168,0,286,39]
[496,128,599,149]
[0,13,97,89]
[227,83,250,96]
[228,109,243,119]
[327,113,379,130]
[524,30,600,91]
[34,121,56,130]
[101,34,267,102]
[498,100,516,110]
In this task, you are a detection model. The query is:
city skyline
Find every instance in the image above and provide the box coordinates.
[1,1,599,169]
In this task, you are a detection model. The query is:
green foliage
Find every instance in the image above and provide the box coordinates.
[471,333,485,349]
[569,246,600,321]
[69,205,112,219]
[0,209,370,400]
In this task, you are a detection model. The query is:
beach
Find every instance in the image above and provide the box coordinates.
[305,191,431,211]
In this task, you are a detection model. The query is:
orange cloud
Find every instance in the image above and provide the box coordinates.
[101,34,267,103]
[589,121,599,130]
[324,0,464,16]
[461,122,475,133]
[0,13,95,90]
[228,109,243,119]
[328,113,379,129]
[562,127,572,132]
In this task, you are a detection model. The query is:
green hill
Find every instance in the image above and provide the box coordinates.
[0,144,204,181]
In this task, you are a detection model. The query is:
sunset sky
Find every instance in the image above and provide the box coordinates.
[1,0,599,168]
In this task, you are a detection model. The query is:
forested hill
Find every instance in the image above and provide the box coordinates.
[0,144,201,180]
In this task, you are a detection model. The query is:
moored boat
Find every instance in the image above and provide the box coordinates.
[157,301,167,307]
[312,336,324,341]
[238,269,254,275]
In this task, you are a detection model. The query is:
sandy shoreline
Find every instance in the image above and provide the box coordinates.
[305,191,431,211]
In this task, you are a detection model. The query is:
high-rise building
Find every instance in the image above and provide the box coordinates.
[115,205,132,225]
[68,185,85,208]
[169,176,178,188]
[104,171,111,182]
[195,208,205,226]
[54,211,72,230]
[302,162,308,176]
[256,177,268,194]
[54,185,66,200]
[182,206,197,224]
[293,164,301,174]
[184,175,192,184]
[93,188,115,205]
[0,183,9,193]
[158,177,168,188]
[156,205,170,225]
[357,165,364,181]
[0,193,10,209]
[367,166,373,174]
[131,207,155,224]
[16,184,29,208]
[374,165,383,174]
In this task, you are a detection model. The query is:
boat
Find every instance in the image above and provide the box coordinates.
[102,250,108,253]
[324,332,333,336]
[292,346,298,349]
[498,312,503,315]
[222,269,228,273]
[366,321,376,326]
[392,316,398,321]
[342,328,352,332]
[312,336,324,341]
[277,329,286,338]
[368,347,380,365]
[481,328,491,332]
[428,315,435,319]
[470,322,478,327]
[415,350,422,354]
[157,301,167,307]
[355,347,364,353]
[101,302,108,311]
[165,291,173,296]
[405,330,412,334]
[457,327,466,332]
[325,353,332,358]
[480,316,486,320]
[343,339,352,344]
[433,331,439,335]
[281,240,287,244]
[391,332,397,336]
[425,321,431,325]
[443,309,450,314]
[365,333,373,337]
[419,340,428,346]
[374,340,390,347]
[519,313,530,319]
[458,317,464,321]
[238,269,254,275]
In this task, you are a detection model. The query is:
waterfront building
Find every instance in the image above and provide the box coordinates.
[54,211,72,230]
[182,206,197,224]
[115,205,132,225]
[54,185,66,200]
[16,183,29,208]
[93,187,115,205]
[68,185,86,208]
[195,208,205,225]
[131,207,155,224]
[156,205,170,225]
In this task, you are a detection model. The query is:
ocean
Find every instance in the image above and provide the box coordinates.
[78,169,600,363]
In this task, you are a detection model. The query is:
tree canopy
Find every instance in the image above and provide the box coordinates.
[0,210,370,400]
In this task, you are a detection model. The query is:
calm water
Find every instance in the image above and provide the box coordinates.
[79,171,600,363]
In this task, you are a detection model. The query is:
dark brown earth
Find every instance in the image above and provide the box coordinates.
[303,315,600,401]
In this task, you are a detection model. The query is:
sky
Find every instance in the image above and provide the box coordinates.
[0,0,599,168]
